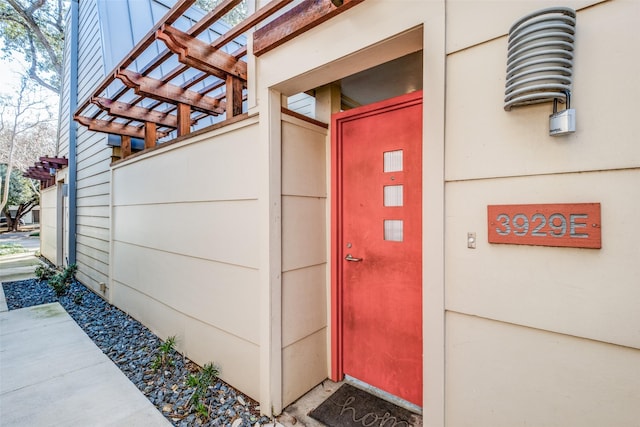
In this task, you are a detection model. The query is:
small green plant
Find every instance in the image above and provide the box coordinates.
[151,336,177,370]
[34,264,56,282]
[48,263,77,296]
[194,401,209,420]
[186,374,199,387]
[186,362,219,420]
[200,363,219,384]
[48,274,66,296]
[60,263,77,284]
[73,292,84,305]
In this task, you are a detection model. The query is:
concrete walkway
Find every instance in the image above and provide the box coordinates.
[0,303,171,426]
[0,252,44,285]
[0,250,170,426]
[0,230,43,284]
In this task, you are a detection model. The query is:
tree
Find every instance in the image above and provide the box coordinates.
[0,164,39,231]
[0,0,67,93]
[0,77,56,228]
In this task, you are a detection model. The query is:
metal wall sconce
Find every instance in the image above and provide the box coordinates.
[504,7,576,136]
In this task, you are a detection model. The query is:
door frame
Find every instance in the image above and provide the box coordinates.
[330,90,424,382]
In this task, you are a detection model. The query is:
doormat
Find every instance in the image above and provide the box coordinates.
[308,383,421,427]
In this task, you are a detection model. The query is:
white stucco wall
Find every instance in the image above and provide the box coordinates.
[255,0,639,424]
[39,186,58,264]
[281,113,329,406]
[110,117,262,399]
[444,0,640,425]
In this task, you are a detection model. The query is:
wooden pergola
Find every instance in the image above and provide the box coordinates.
[23,156,69,188]
[74,0,364,161]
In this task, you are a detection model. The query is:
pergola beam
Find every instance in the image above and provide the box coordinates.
[92,97,183,128]
[116,69,225,114]
[74,0,198,115]
[25,175,53,183]
[253,0,366,56]
[188,0,243,37]
[212,0,295,50]
[36,161,59,170]
[138,0,243,78]
[156,25,247,81]
[27,173,52,180]
[26,167,51,176]
[75,116,167,139]
[26,168,52,180]
[39,156,68,167]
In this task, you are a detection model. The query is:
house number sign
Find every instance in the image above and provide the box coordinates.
[488,203,601,249]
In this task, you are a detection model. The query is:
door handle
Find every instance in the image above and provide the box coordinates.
[345,253,363,262]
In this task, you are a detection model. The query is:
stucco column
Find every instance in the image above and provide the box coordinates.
[314,82,341,377]
[258,87,283,416]
[422,2,446,426]
[314,83,341,123]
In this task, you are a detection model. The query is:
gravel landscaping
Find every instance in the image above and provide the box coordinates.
[2,277,272,427]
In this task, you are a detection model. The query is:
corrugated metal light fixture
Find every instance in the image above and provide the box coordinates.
[504,7,576,136]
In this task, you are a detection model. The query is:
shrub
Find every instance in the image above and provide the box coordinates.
[34,264,56,282]
[151,336,177,371]
[187,362,220,420]
[60,263,77,284]
[48,264,77,296]
[48,274,66,296]
[73,292,84,305]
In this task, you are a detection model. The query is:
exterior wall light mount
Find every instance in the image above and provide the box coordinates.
[504,7,576,136]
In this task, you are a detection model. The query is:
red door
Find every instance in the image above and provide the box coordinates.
[332,91,423,406]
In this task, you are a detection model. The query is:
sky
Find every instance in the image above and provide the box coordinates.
[0,47,60,114]
[0,36,28,96]
[0,57,26,96]
[0,36,54,89]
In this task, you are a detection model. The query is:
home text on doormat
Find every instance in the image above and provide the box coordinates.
[308,383,421,427]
